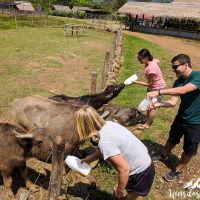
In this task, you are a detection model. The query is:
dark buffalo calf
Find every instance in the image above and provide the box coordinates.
[0,123,53,192]
[100,104,139,124]
[49,83,125,109]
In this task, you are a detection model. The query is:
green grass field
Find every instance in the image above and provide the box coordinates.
[0,15,198,200]
[0,24,113,121]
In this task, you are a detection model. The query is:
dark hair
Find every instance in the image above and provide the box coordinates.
[138,48,153,61]
[171,54,192,68]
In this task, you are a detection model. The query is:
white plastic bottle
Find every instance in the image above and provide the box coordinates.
[137,97,158,113]
[124,74,138,85]
[65,155,91,176]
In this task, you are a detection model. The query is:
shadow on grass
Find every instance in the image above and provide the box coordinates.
[142,139,180,170]
[127,113,147,126]
[0,167,51,195]
[67,182,117,200]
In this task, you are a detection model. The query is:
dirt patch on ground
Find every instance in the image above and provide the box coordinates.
[83,41,105,50]
[27,55,90,95]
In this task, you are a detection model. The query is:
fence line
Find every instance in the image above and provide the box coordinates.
[91,18,115,32]
[101,25,123,88]
[90,72,97,94]
[0,14,65,29]
[48,136,65,200]
[0,14,117,30]
[0,8,46,16]
[127,15,200,41]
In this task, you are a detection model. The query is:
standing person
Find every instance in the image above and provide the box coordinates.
[147,54,200,181]
[133,48,166,129]
[75,105,155,200]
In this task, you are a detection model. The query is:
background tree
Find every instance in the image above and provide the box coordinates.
[29,0,127,12]
[114,0,127,10]
[0,0,14,2]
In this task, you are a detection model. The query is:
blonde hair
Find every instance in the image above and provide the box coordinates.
[75,105,105,140]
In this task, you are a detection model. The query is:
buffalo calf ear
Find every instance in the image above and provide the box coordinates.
[15,133,34,146]
[17,137,33,147]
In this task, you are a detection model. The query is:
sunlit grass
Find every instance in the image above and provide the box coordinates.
[0,26,113,119]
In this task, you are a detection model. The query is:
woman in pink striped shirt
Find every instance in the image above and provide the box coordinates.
[134,48,166,129]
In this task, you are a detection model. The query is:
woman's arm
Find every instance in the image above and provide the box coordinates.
[147,73,156,85]
[107,154,129,198]
[133,80,149,87]
[81,149,102,164]
[133,73,156,87]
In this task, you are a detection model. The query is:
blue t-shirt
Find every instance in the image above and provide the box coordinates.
[173,70,200,124]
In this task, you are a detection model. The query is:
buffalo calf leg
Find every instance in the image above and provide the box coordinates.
[1,170,12,188]
[1,170,15,197]
[19,165,39,192]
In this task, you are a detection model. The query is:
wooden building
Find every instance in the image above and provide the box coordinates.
[118,0,200,39]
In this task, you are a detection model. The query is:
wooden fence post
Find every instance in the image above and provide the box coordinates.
[44,18,47,28]
[151,16,154,27]
[31,17,34,27]
[112,32,118,58]
[48,136,65,200]
[90,72,97,94]
[101,51,110,89]
[15,15,17,29]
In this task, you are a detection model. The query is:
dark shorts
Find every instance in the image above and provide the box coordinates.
[169,118,200,155]
[125,162,155,196]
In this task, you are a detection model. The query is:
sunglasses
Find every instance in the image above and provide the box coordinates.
[172,63,183,70]
[137,56,144,61]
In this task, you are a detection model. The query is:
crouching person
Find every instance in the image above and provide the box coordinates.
[75,105,155,200]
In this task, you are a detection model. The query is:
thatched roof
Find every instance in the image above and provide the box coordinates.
[71,6,91,11]
[0,1,34,11]
[15,1,35,11]
[118,0,200,19]
[52,5,102,12]
[53,5,91,12]
[52,5,109,14]
[53,5,71,12]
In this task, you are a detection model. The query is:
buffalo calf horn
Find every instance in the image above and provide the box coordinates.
[15,133,34,139]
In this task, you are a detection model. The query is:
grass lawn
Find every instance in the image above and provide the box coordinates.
[0,26,113,120]
[0,15,199,199]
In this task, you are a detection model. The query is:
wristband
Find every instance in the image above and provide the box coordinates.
[160,102,164,107]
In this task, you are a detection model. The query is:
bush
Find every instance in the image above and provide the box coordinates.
[112,14,126,22]
[49,10,86,19]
